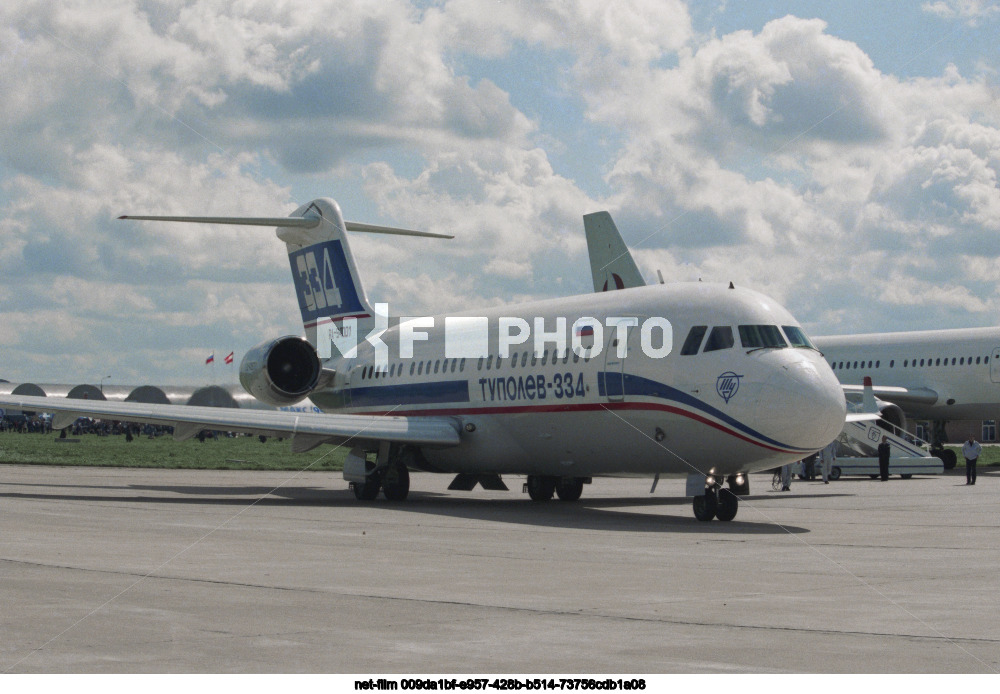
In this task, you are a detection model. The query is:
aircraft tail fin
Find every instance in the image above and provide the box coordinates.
[583,212,646,292]
[120,197,452,358]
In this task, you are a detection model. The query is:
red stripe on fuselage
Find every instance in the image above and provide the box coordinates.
[340,400,803,454]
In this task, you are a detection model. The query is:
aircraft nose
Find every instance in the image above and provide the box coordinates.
[759,359,846,450]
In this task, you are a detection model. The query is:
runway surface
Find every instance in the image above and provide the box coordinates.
[1,463,998,673]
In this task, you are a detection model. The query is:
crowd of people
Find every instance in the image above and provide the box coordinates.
[0,415,168,438]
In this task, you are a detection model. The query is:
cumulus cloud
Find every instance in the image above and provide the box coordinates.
[1,1,998,385]
[567,14,1000,334]
[922,0,1000,24]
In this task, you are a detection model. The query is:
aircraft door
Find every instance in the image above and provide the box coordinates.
[603,320,634,402]
[992,347,1000,384]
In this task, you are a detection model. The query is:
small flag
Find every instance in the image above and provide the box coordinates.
[575,324,594,337]
[224,351,234,365]
[205,353,214,364]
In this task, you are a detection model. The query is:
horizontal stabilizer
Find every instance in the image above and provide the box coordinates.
[119,214,453,238]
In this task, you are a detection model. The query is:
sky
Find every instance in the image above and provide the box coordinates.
[1,0,999,386]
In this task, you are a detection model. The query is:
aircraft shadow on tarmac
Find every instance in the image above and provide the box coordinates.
[0,482,813,534]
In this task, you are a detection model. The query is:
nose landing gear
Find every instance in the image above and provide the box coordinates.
[692,480,740,521]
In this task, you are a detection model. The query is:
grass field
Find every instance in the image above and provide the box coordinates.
[2,431,997,471]
[0,431,348,471]
[944,444,1000,466]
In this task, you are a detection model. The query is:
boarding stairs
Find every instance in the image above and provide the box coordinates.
[831,417,943,478]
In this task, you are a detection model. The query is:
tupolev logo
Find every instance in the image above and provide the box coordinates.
[716,371,742,403]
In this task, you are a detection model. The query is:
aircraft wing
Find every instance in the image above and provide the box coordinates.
[841,384,938,406]
[845,412,881,422]
[0,394,460,449]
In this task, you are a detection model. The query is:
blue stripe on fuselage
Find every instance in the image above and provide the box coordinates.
[599,372,802,452]
[343,371,807,453]
[349,380,470,408]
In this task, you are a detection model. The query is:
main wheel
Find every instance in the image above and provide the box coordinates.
[829,466,841,481]
[382,461,410,501]
[526,475,556,501]
[900,473,913,480]
[353,474,381,501]
[555,477,584,502]
[692,492,718,521]
[715,488,738,522]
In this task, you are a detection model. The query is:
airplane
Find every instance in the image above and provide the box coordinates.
[583,213,1000,470]
[0,197,856,521]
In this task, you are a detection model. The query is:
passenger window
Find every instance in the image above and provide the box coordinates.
[680,326,707,355]
[417,361,424,376]
[460,358,466,371]
[704,326,734,352]
[486,355,493,370]
[434,359,440,374]
[521,353,528,367]
[738,325,787,350]
[511,352,518,368]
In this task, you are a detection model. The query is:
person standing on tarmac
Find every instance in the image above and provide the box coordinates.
[780,463,793,492]
[963,436,982,485]
[820,440,837,484]
[877,436,891,481]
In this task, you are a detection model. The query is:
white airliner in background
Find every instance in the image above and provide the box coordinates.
[0,198,855,521]
[584,214,1000,470]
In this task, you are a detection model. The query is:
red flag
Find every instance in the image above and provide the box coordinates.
[224,351,234,364]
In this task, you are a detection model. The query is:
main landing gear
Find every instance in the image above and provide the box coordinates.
[524,475,587,502]
[692,479,740,522]
[349,449,411,502]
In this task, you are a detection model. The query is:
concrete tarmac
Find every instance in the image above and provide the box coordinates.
[1,464,998,673]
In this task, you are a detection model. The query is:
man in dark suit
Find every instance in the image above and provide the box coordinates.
[877,436,891,481]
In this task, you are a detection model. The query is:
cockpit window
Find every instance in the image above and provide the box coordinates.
[680,326,707,355]
[782,325,815,350]
[738,325,787,350]
[703,326,734,352]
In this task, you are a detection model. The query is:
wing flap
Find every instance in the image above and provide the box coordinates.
[0,394,461,447]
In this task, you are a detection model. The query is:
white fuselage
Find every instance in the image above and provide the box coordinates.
[310,283,846,478]
[815,328,1000,421]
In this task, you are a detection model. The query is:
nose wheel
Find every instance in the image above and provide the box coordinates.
[692,483,739,521]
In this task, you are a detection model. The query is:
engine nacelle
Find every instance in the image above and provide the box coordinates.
[874,397,906,431]
[239,336,321,407]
